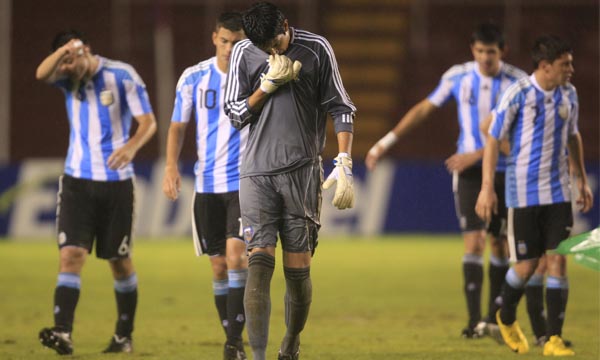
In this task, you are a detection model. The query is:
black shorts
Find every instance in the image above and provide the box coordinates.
[192,191,243,256]
[487,172,507,237]
[239,161,322,254]
[56,175,134,260]
[507,202,573,261]
[453,166,486,232]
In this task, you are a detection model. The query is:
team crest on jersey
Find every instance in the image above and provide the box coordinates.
[517,240,527,255]
[243,226,254,243]
[558,105,569,120]
[100,89,114,106]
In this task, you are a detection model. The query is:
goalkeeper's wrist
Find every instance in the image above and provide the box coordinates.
[337,152,350,159]
[376,131,398,151]
[260,80,277,94]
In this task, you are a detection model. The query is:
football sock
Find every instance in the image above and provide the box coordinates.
[280,267,311,355]
[463,254,483,328]
[525,273,546,339]
[488,255,509,323]
[244,253,275,360]
[114,273,138,337]
[499,268,526,325]
[546,276,568,337]
[213,278,229,334]
[226,269,247,345]
[54,273,81,332]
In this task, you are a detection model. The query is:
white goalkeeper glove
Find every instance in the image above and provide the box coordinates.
[322,153,354,210]
[260,54,302,94]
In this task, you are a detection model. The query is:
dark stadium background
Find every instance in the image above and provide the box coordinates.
[7,0,598,162]
[0,0,598,236]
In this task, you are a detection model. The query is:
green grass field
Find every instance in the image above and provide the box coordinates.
[0,235,598,360]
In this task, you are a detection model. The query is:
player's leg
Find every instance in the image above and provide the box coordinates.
[105,257,136,353]
[496,207,542,354]
[453,168,487,337]
[486,233,509,322]
[40,175,94,355]
[542,203,574,356]
[223,191,249,359]
[278,162,321,359]
[240,176,280,360]
[526,255,547,346]
[95,178,136,353]
[486,171,509,327]
[279,250,312,360]
[193,192,230,335]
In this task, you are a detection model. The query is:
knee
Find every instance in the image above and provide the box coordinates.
[59,247,87,272]
[211,260,228,279]
[110,257,135,279]
[226,240,248,270]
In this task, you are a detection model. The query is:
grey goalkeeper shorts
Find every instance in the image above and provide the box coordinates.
[240,161,322,254]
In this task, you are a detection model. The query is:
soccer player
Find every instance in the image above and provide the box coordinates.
[224,2,356,359]
[162,12,248,360]
[35,30,157,354]
[479,114,556,348]
[366,23,526,338]
[475,35,593,356]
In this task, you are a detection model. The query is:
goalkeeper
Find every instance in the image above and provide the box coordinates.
[224,2,356,359]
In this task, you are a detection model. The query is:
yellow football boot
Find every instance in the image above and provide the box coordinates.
[543,335,575,356]
[496,310,529,354]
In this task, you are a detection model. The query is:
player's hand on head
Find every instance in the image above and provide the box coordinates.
[322,153,354,210]
[162,166,181,201]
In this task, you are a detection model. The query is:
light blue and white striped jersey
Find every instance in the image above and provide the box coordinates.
[54,56,153,181]
[428,61,527,171]
[490,74,579,208]
[172,57,248,193]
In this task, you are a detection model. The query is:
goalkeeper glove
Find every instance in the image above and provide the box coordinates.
[260,54,302,94]
[322,153,354,210]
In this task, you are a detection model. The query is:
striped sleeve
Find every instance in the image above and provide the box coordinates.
[566,85,579,135]
[427,64,465,107]
[122,66,153,116]
[171,68,194,123]
[224,40,255,130]
[314,35,356,133]
[490,80,525,141]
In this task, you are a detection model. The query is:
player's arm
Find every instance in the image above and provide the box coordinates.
[480,113,510,156]
[35,39,83,83]
[365,99,437,170]
[162,121,188,201]
[107,112,157,170]
[226,51,300,128]
[475,134,500,223]
[567,132,593,213]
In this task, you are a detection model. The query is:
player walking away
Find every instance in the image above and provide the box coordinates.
[476,35,593,356]
[35,30,157,355]
[224,2,355,359]
[479,115,571,349]
[162,12,249,360]
[366,23,526,339]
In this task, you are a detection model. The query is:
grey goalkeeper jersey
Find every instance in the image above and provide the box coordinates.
[224,27,356,177]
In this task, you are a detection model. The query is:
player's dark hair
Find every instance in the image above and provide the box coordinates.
[531,35,572,69]
[242,2,286,49]
[51,29,89,52]
[217,12,243,32]
[471,22,504,50]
